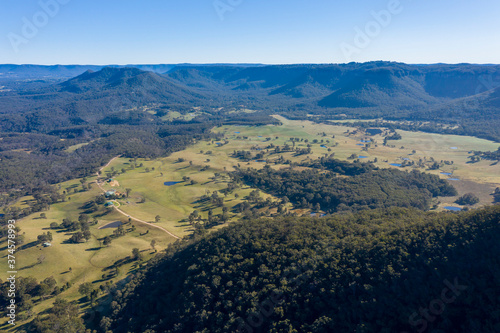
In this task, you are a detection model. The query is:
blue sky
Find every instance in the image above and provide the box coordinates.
[1,0,499,65]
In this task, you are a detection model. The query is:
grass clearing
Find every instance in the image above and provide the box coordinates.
[1,116,499,329]
[212,115,500,210]
[0,181,174,329]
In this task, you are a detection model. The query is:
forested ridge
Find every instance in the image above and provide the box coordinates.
[2,63,500,141]
[0,64,499,332]
[107,205,500,333]
[0,66,283,206]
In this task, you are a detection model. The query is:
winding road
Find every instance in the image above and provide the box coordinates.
[95,156,181,240]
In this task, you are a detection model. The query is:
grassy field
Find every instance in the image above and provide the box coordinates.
[0,179,174,330]
[65,141,93,153]
[212,115,500,210]
[97,115,498,215]
[96,151,282,238]
[1,116,499,330]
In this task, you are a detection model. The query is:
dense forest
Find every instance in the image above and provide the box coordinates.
[0,66,286,208]
[232,158,457,213]
[1,63,499,332]
[2,63,500,142]
[105,205,500,333]
[0,120,226,207]
[165,62,500,142]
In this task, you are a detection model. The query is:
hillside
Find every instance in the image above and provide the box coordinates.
[318,67,438,109]
[0,67,209,132]
[110,206,500,333]
[2,62,500,139]
[165,62,500,102]
[165,63,500,140]
[0,64,262,79]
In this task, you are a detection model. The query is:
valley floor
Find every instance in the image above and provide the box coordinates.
[0,117,498,330]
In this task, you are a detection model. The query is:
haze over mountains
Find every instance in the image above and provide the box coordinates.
[0,64,263,79]
[1,62,500,332]
[1,62,500,140]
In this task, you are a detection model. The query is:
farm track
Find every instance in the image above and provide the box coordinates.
[95,156,181,240]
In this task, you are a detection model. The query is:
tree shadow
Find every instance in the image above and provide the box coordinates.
[85,247,101,252]
[19,263,39,271]
[19,241,39,251]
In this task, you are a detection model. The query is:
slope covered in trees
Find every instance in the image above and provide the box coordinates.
[232,159,457,213]
[109,205,500,333]
[2,62,500,140]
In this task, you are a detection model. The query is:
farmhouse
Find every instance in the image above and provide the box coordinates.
[105,190,116,197]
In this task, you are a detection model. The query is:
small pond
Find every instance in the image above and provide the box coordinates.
[164,181,181,186]
[444,206,462,211]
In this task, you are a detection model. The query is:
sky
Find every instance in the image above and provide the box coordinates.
[0,0,499,65]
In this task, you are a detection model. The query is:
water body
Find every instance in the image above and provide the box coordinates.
[444,206,462,211]
[234,132,240,134]
[258,136,263,137]
[320,145,327,148]
[310,213,326,217]
[99,221,124,229]
[356,143,364,146]
[447,178,460,181]
[216,142,223,146]
[360,140,371,143]
[255,160,267,163]
[164,181,181,186]
[358,156,368,159]
[441,172,453,176]
[390,163,402,167]
[450,147,458,150]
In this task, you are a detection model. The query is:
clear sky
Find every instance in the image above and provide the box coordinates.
[1,0,499,65]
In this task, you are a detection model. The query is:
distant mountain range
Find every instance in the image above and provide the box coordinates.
[1,62,499,140]
[0,63,264,79]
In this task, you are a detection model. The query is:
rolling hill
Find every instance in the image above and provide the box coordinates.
[0,67,209,132]
[1,62,500,140]
[109,206,500,333]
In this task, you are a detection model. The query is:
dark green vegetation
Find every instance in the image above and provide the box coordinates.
[233,158,457,212]
[0,121,223,210]
[472,147,500,161]
[2,62,500,139]
[166,62,500,141]
[1,62,499,332]
[107,206,500,333]
[0,67,278,209]
[31,298,86,333]
[1,62,499,202]
[455,193,480,206]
